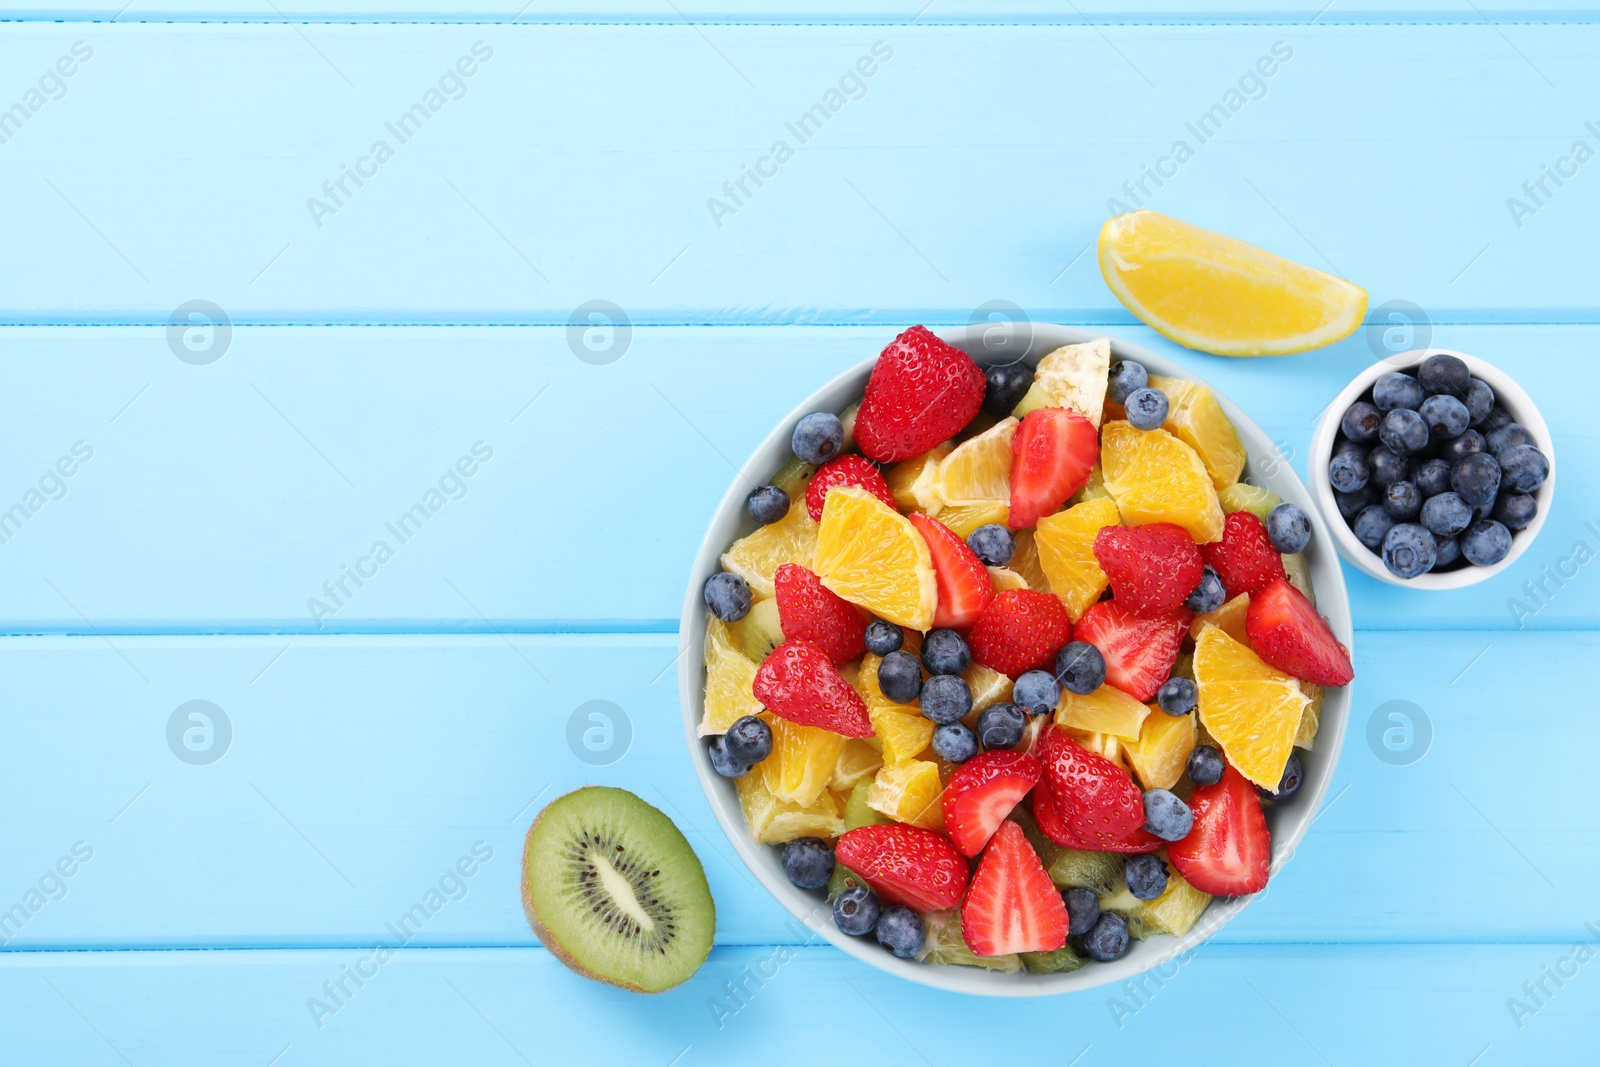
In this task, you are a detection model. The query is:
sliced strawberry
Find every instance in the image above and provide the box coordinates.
[1032,778,1161,852]
[966,588,1073,678]
[1167,764,1271,896]
[1008,407,1098,529]
[1246,578,1355,687]
[1200,510,1287,598]
[834,823,971,912]
[908,512,994,630]
[1036,726,1148,849]
[941,750,1042,857]
[804,455,896,523]
[960,820,1069,956]
[854,326,987,463]
[773,563,866,664]
[1073,599,1190,701]
[1093,522,1204,618]
[752,639,872,737]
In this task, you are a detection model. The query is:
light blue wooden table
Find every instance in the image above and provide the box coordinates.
[2,4,1597,1064]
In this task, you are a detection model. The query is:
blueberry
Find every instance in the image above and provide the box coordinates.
[976,702,1027,749]
[875,906,925,958]
[1493,492,1538,531]
[1368,446,1410,488]
[1082,912,1130,961]
[1373,371,1425,412]
[1439,428,1486,464]
[1482,405,1517,432]
[864,620,904,657]
[1125,853,1171,900]
[1334,485,1373,523]
[983,361,1035,417]
[1379,408,1429,455]
[1064,887,1100,936]
[1352,504,1396,550]
[1264,754,1303,801]
[791,411,844,464]
[1055,641,1106,695]
[1125,387,1169,431]
[707,735,752,778]
[1451,452,1502,508]
[1461,519,1513,566]
[1420,492,1473,538]
[1186,745,1224,786]
[1156,676,1197,717]
[1340,400,1382,443]
[1414,458,1452,498]
[781,837,835,890]
[1432,535,1461,569]
[1417,353,1470,397]
[1328,450,1369,494]
[1184,566,1226,613]
[877,650,923,703]
[1382,523,1437,579]
[723,715,773,764]
[920,675,973,725]
[1107,360,1149,404]
[1419,394,1470,440]
[1383,480,1422,521]
[1464,378,1496,425]
[1497,445,1549,493]
[1265,503,1311,554]
[1142,789,1193,843]
[832,884,882,936]
[703,572,752,621]
[1486,423,1534,457]
[921,629,971,676]
[967,523,1016,566]
[931,721,980,763]
[1013,670,1062,716]
[744,484,790,525]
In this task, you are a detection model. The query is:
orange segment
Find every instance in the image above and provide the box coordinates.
[987,567,1030,593]
[700,616,764,735]
[884,442,953,515]
[1055,683,1150,741]
[1126,707,1197,791]
[1032,496,1122,620]
[1009,528,1050,592]
[1193,624,1310,789]
[721,501,818,598]
[761,717,847,807]
[1189,592,1250,644]
[1100,420,1224,544]
[867,759,945,829]
[1148,374,1246,490]
[737,772,844,843]
[935,416,1016,505]
[1059,729,1129,771]
[831,737,884,792]
[965,662,1014,714]
[1012,339,1111,425]
[935,501,1011,539]
[1295,683,1323,750]
[813,486,937,630]
[871,707,935,767]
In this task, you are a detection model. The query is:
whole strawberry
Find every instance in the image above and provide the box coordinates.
[805,455,896,523]
[854,326,986,463]
[1093,522,1204,617]
[1201,510,1287,598]
[752,639,872,737]
[967,588,1073,678]
[773,563,866,664]
[834,823,971,912]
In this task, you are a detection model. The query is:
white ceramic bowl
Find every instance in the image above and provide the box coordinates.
[679,324,1352,996]
[1309,348,1555,589]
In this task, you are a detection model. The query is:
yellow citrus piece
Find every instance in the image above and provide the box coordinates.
[1189,592,1250,644]
[1012,339,1112,425]
[831,737,884,792]
[1100,420,1224,544]
[965,662,1014,714]
[1009,528,1050,591]
[1033,496,1122,620]
[737,772,844,843]
[935,416,1016,506]
[1126,707,1197,791]
[762,717,847,807]
[1217,481,1281,522]
[1193,624,1310,789]
[700,616,763,735]
[1148,375,1246,490]
[1133,868,1211,937]
[1296,683,1323,750]
[1098,209,1369,357]
[813,486,937,630]
[935,501,1010,539]
[1055,683,1150,741]
[884,442,952,515]
[721,502,818,598]
[987,567,1029,593]
[868,759,945,829]
[1061,729,1129,771]
[871,707,935,767]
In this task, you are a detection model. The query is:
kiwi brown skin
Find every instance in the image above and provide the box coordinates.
[520,787,715,993]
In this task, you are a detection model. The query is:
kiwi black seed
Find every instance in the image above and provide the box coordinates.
[521,786,715,993]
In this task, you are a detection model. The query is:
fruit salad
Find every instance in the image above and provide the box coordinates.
[698,326,1354,974]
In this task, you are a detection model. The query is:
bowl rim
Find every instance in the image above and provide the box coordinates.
[679,324,1352,996]
[1307,348,1556,590]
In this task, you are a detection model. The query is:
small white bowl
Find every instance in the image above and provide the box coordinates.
[1309,349,1555,589]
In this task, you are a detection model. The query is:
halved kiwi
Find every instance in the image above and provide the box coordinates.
[521,786,715,993]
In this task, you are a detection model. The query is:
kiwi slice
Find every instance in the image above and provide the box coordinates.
[1047,848,1125,893]
[729,597,784,662]
[1021,944,1085,974]
[522,786,715,993]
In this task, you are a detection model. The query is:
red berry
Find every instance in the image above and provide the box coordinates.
[1200,511,1287,598]
[1167,764,1271,896]
[960,820,1069,956]
[1032,777,1161,853]
[967,589,1073,679]
[1245,578,1355,686]
[834,823,971,912]
[752,640,872,737]
[1008,407,1098,529]
[1072,599,1190,702]
[853,326,987,463]
[908,513,994,630]
[1037,727,1151,850]
[805,455,895,523]
[773,564,866,665]
[1093,522,1204,618]
[941,750,1042,857]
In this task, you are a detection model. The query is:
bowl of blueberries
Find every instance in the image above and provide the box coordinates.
[1311,349,1554,588]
